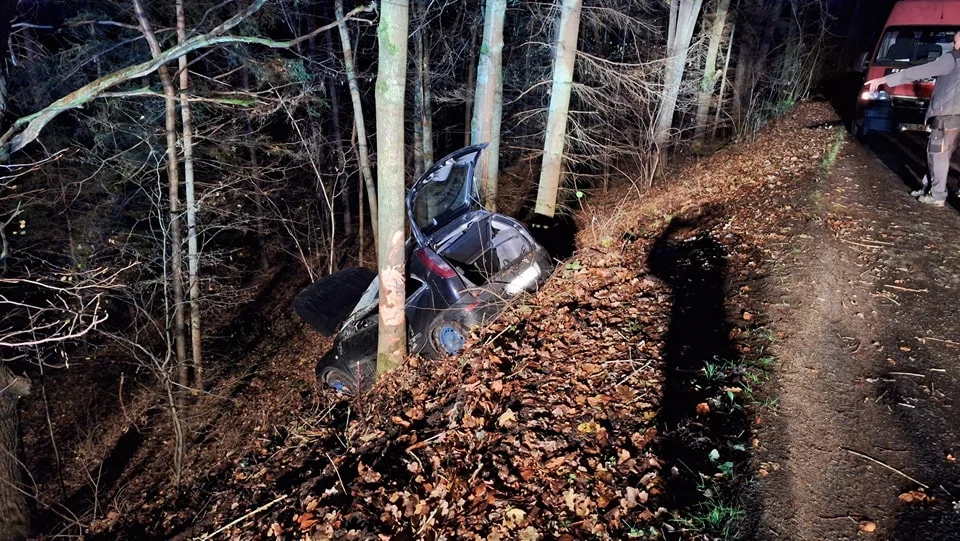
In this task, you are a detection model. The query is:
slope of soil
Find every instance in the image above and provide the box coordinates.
[43,100,960,540]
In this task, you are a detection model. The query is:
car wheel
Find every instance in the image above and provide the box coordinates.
[317,359,374,394]
[428,317,469,357]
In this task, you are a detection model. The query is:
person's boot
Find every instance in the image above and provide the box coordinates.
[918,194,946,207]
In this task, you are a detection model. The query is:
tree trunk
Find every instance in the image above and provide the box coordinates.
[375,0,409,374]
[471,0,507,211]
[413,16,425,179]
[133,0,187,380]
[336,0,378,255]
[241,66,270,271]
[713,21,736,138]
[133,0,187,486]
[464,21,479,147]
[694,0,731,142]
[653,0,704,147]
[325,29,352,238]
[0,366,29,541]
[177,0,202,391]
[534,0,582,218]
[421,29,434,170]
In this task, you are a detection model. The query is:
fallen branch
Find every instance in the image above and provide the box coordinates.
[842,447,928,489]
[883,284,928,293]
[199,494,289,540]
[916,336,959,346]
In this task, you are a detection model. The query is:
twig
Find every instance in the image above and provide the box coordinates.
[883,284,928,293]
[888,372,925,378]
[898,403,916,409]
[838,238,882,250]
[916,336,959,346]
[325,453,347,495]
[842,447,928,489]
[199,494,289,540]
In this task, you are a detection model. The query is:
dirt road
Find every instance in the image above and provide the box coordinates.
[751,133,960,540]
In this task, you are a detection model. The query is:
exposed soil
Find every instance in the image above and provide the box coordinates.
[746,130,960,539]
[21,101,960,540]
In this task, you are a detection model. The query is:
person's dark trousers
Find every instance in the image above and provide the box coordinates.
[928,126,960,202]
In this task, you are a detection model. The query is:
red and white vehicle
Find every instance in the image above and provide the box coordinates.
[855,0,960,135]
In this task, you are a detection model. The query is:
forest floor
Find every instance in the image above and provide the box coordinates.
[28,100,960,540]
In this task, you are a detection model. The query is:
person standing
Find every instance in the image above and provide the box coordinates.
[866,31,960,207]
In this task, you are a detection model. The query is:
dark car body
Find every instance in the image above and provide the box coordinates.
[294,144,552,392]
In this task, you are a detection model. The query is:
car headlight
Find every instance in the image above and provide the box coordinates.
[505,264,541,296]
[859,89,890,102]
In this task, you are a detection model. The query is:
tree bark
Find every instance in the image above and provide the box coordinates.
[0,366,29,541]
[375,0,409,374]
[713,21,736,138]
[534,0,582,218]
[695,0,731,142]
[336,0,378,255]
[324,19,352,238]
[471,0,507,211]
[653,0,704,147]
[133,0,187,381]
[177,0,202,391]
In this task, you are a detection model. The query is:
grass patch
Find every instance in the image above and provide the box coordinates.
[820,127,846,171]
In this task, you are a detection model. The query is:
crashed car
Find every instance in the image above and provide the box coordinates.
[294,144,553,392]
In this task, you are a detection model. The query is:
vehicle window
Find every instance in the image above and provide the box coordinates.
[348,277,379,319]
[875,27,958,66]
[413,160,473,232]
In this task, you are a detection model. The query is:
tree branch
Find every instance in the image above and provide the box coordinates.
[0,1,376,160]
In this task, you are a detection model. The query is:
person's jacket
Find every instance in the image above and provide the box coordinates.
[885,49,960,120]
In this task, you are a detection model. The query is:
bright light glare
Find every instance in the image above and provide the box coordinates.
[505,264,541,295]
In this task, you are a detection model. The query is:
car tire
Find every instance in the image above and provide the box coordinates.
[317,358,374,394]
[426,316,470,358]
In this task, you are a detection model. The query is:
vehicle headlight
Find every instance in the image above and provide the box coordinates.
[859,89,890,102]
[505,264,541,296]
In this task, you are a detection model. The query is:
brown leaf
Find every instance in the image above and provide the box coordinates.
[898,490,927,503]
[696,402,711,415]
[391,416,410,428]
[742,311,754,321]
[298,512,318,530]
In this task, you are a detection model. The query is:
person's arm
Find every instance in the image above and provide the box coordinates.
[866,52,956,91]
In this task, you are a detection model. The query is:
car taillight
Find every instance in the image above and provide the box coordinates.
[415,248,457,279]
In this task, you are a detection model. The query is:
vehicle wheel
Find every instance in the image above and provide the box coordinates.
[316,358,374,394]
[428,317,469,358]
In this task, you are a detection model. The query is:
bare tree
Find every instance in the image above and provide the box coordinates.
[376,0,409,373]
[471,0,507,211]
[652,0,704,148]
[336,0,378,258]
[695,0,732,142]
[535,0,582,218]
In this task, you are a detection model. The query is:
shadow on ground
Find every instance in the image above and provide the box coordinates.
[647,210,755,534]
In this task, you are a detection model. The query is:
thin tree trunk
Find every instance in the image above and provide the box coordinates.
[713,21,735,138]
[177,0,202,391]
[534,0,582,218]
[133,0,187,486]
[133,0,187,385]
[375,0,409,374]
[653,0,704,147]
[336,0,378,256]
[413,16,425,179]
[323,20,351,239]
[421,29,434,170]
[464,22,479,147]
[241,67,270,271]
[695,0,731,142]
[471,0,507,211]
[0,366,29,541]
